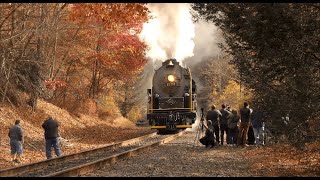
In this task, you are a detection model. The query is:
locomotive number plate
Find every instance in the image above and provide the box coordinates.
[166,124,176,129]
[166,82,176,86]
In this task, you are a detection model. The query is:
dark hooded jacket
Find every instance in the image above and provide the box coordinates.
[206,109,222,126]
[42,117,59,139]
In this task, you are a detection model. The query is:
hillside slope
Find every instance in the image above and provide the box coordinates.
[0,99,155,170]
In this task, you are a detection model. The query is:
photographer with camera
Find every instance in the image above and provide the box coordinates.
[197,108,216,148]
[203,120,215,148]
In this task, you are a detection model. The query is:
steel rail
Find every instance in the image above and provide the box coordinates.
[44,130,186,177]
[0,132,158,177]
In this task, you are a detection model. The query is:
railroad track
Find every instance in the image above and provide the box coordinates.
[0,130,186,177]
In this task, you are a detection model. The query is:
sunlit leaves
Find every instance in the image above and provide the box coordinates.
[66,3,150,98]
[68,3,148,34]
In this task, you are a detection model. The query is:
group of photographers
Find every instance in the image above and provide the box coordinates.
[201,102,264,148]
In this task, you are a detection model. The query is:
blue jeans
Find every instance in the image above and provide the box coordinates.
[45,138,61,159]
[228,128,238,144]
[220,124,229,145]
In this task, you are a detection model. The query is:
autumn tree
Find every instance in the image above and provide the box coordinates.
[192,3,320,149]
[67,3,150,101]
[0,3,150,118]
[0,4,69,112]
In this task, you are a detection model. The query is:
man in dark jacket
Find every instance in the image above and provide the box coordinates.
[206,105,222,145]
[237,102,252,146]
[42,116,61,159]
[220,104,231,145]
[8,119,24,163]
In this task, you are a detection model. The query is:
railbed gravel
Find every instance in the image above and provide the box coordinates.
[83,130,260,177]
[16,134,173,177]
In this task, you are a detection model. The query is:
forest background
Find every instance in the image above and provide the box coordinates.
[0,3,319,153]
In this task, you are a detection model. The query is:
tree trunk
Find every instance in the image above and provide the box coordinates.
[89,27,102,99]
[30,4,45,113]
[1,65,12,103]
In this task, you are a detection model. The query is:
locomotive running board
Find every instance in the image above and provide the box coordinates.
[151,125,192,129]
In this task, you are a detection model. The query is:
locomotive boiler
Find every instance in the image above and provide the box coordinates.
[147,59,197,133]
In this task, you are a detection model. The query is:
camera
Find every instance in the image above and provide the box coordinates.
[200,108,204,121]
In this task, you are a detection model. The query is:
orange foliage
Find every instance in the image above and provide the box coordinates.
[65,3,150,99]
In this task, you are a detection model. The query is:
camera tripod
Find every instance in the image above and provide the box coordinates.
[193,108,206,147]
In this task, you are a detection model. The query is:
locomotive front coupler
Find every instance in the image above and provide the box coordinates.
[166,111,176,129]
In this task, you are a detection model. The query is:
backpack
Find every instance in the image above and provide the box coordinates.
[228,115,238,129]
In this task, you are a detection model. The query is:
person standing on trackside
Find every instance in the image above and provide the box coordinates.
[42,116,61,159]
[206,105,222,146]
[237,102,252,146]
[251,108,264,147]
[220,104,231,146]
[8,119,24,163]
[227,110,239,146]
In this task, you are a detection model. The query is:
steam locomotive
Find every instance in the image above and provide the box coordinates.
[147,59,197,133]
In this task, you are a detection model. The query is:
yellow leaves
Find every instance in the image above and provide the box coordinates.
[224,80,240,93]
[212,80,245,110]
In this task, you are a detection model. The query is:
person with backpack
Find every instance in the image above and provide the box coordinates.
[227,110,239,146]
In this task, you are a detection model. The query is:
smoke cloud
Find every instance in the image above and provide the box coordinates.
[184,20,223,67]
[138,3,224,89]
[139,3,223,66]
[139,3,195,62]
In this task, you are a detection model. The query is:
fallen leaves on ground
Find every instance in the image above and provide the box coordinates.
[244,141,320,177]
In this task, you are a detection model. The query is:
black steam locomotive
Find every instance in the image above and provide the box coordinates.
[147,59,197,133]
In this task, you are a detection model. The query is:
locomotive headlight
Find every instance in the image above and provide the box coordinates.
[167,75,175,82]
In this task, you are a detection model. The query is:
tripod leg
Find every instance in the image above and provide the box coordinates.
[193,122,204,147]
[193,126,200,146]
[193,124,200,147]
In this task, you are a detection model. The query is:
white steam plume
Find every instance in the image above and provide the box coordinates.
[184,20,224,67]
[139,3,195,62]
